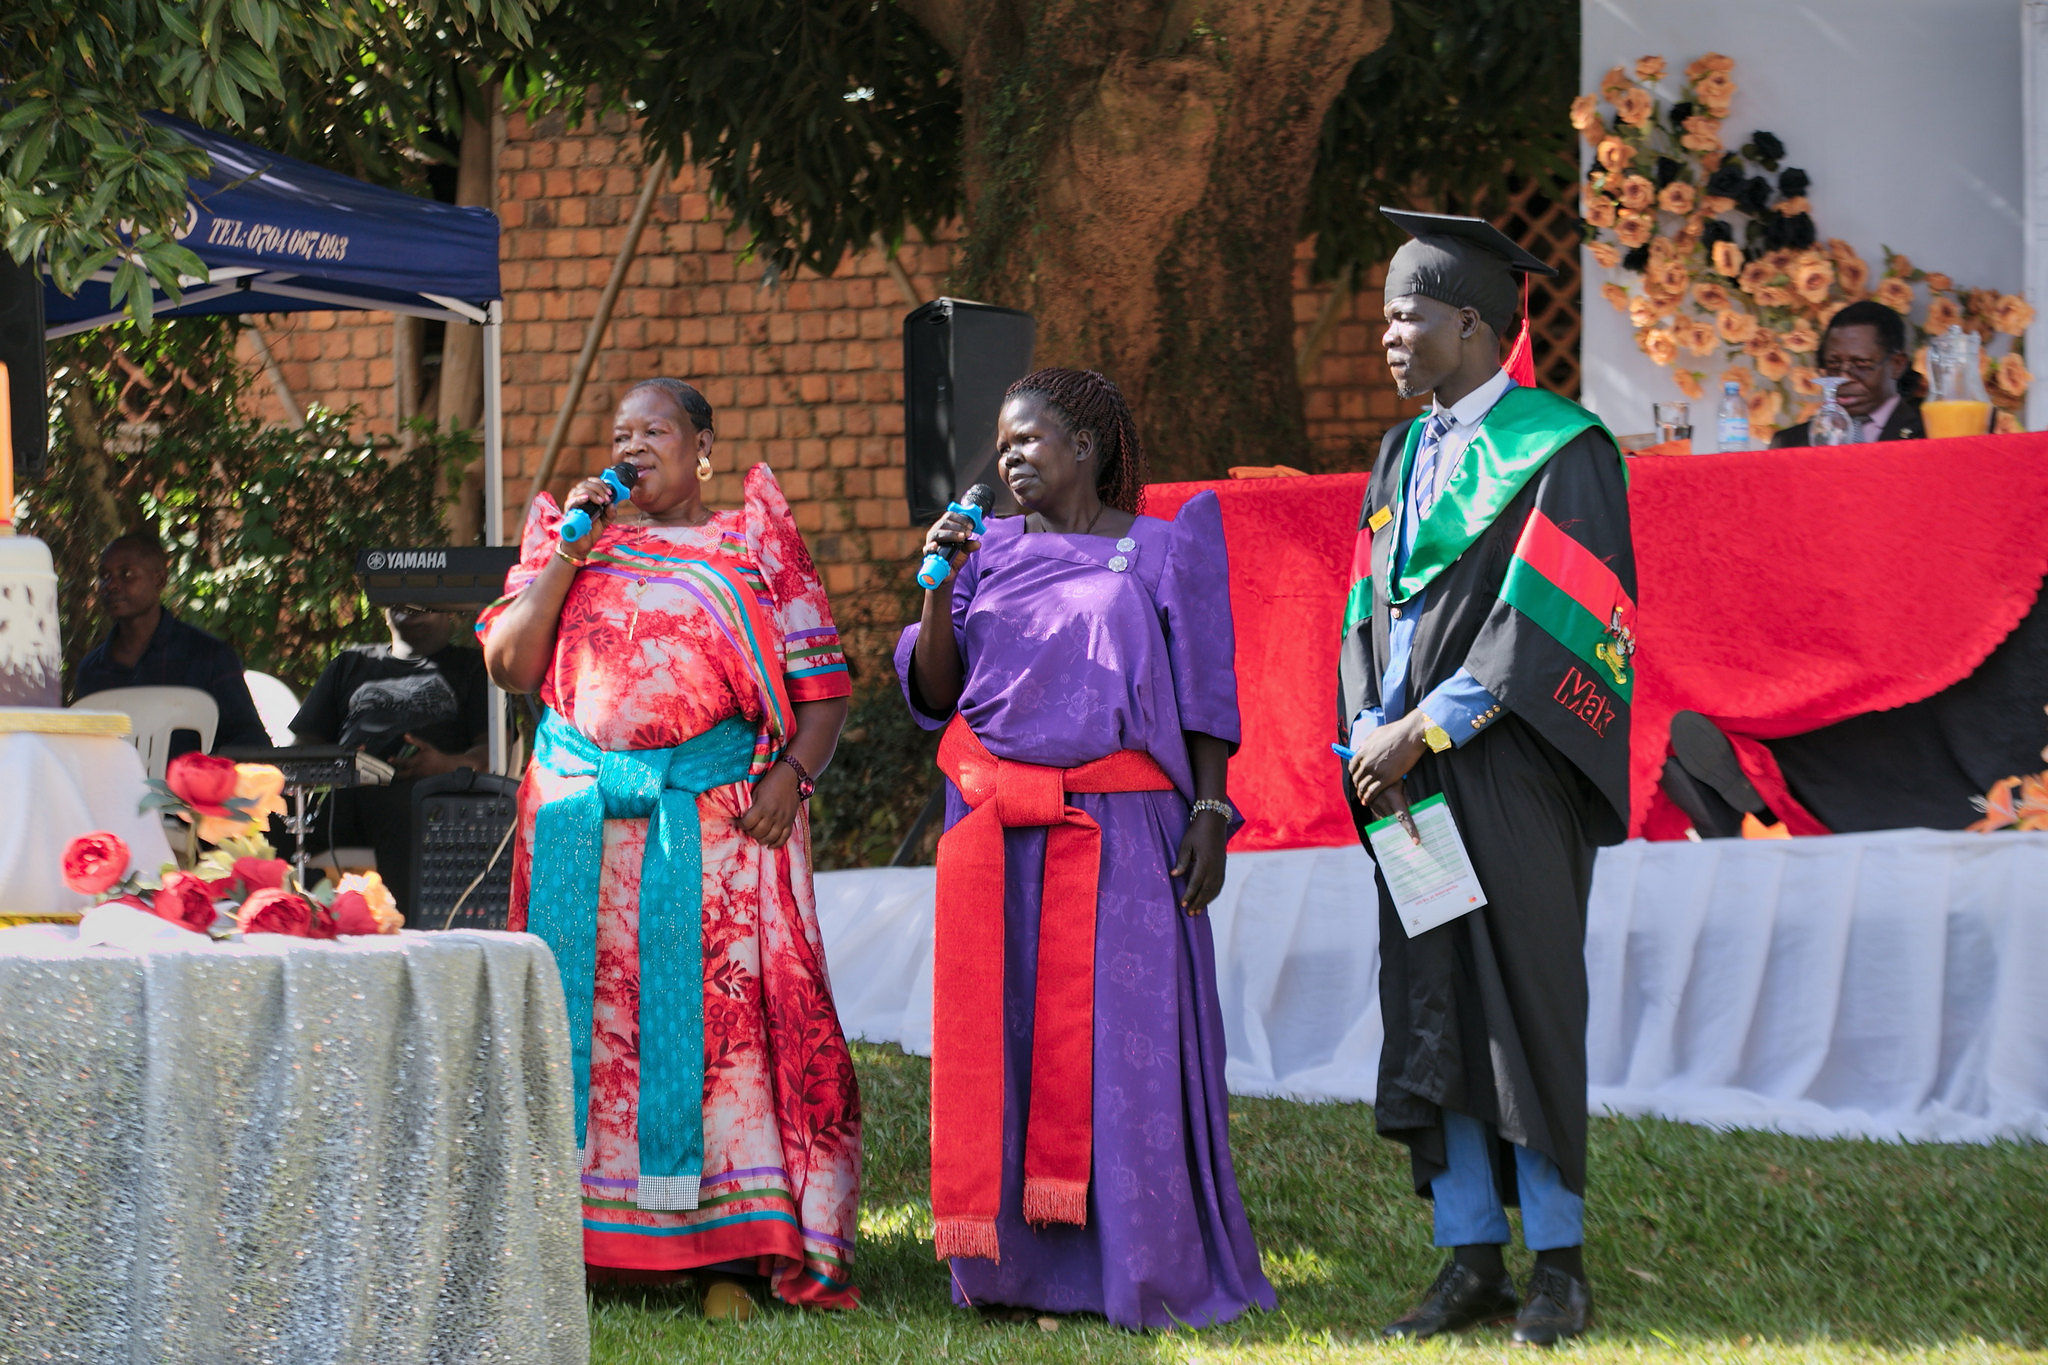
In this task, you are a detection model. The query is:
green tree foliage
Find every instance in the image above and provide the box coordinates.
[0,0,547,319]
[1307,0,1580,280]
[20,318,468,692]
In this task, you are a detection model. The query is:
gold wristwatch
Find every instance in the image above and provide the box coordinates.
[1418,712,1454,753]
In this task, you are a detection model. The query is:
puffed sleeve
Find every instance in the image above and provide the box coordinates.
[742,463,851,703]
[474,494,565,644]
[893,524,983,730]
[1158,490,1241,748]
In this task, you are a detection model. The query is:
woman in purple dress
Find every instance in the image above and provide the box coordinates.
[896,368,1274,1330]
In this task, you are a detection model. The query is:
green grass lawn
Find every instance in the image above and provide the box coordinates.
[589,1044,2048,1363]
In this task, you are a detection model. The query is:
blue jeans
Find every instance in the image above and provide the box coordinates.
[1430,1109,1583,1251]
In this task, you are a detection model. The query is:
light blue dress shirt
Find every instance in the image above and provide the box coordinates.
[1350,369,1510,750]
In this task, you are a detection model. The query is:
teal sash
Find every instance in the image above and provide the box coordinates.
[529,709,757,1210]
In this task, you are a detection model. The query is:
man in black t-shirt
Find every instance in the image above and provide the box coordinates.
[292,605,490,907]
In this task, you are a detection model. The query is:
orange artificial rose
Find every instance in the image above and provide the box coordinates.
[1792,259,1834,304]
[1686,52,1736,81]
[1570,93,1603,136]
[1765,250,1796,273]
[1617,175,1655,211]
[1776,196,1811,217]
[1995,294,2036,336]
[1702,195,1737,216]
[1756,346,1792,381]
[1677,215,1706,247]
[1745,388,1784,436]
[1602,282,1630,313]
[1693,71,1736,115]
[1966,288,1998,321]
[1925,272,1954,293]
[196,763,289,845]
[1996,409,2023,434]
[1743,328,1778,358]
[1614,88,1654,128]
[1658,182,1697,215]
[1926,296,1963,334]
[1597,138,1634,175]
[1680,116,1723,153]
[1838,257,1870,297]
[1738,260,1774,296]
[1585,197,1618,230]
[1781,325,1819,354]
[1678,318,1719,357]
[1601,66,1633,100]
[1996,352,2031,397]
[1615,214,1653,249]
[1589,241,1621,270]
[1721,366,1754,394]
[1816,299,1849,330]
[1824,238,1858,266]
[1652,263,1690,299]
[1693,281,1733,312]
[1872,277,1914,313]
[1711,241,1744,278]
[1791,366,1821,397]
[1643,328,1679,367]
[1647,234,1676,265]
[1754,285,1795,309]
[1674,369,1704,401]
[1887,252,1913,277]
[1716,308,1759,345]
[1636,55,1667,82]
[1629,294,1665,329]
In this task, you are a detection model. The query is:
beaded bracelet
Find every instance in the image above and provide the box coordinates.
[1190,798,1230,820]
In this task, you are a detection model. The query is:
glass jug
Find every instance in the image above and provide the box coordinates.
[1923,325,1992,438]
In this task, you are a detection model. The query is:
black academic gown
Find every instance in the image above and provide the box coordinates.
[1339,419,1634,1201]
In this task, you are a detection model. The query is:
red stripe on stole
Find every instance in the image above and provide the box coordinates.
[1350,525,1373,584]
[1512,509,1636,627]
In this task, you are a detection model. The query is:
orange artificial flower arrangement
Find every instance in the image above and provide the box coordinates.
[1967,708,2048,833]
[1578,53,2030,440]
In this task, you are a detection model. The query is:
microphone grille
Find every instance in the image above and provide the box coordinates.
[611,461,642,489]
[961,483,995,510]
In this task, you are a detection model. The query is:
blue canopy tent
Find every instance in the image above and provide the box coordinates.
[45,112,512,767]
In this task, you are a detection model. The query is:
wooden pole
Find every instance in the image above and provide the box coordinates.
[526,155,669,507]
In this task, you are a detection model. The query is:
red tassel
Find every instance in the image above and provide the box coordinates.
[934,1216,1001,1263]
[1507,273,1538,388]
[1021,1177,1090,1228]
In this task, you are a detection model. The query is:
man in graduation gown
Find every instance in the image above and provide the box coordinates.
[1339,209,1635,1348]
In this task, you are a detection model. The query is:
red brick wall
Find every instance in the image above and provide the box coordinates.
[240,111,1411,659]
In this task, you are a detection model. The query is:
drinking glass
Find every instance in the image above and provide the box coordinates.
[1810,377,1856,446]
[1653,401,1693,446]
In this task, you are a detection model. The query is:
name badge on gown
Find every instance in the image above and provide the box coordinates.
[1364,793,1488,936]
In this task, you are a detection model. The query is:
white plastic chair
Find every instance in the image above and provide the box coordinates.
[243,670,301,746]
[71,686,220,781]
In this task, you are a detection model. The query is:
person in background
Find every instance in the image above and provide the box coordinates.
[290,603,490,904]
[1771,300,1925,447]
[72,531,269,756]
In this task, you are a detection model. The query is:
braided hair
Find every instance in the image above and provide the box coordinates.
[1003,367,1147,515]
[627,377,715,433]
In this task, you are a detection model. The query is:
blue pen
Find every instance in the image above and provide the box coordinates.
[1331,742,1354,761]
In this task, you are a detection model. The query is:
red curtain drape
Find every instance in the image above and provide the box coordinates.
[1151,430,2048,851]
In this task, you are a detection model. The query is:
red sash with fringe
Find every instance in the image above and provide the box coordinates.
[930,716,1175,1262]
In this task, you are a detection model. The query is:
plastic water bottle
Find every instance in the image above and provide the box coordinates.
[1716,381,1750,452]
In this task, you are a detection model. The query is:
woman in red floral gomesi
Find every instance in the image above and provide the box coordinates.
[480,378,860,1317]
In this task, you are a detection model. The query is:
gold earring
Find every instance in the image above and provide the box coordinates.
[696,453,713,482]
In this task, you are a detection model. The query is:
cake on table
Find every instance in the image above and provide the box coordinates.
[0,534,60,709]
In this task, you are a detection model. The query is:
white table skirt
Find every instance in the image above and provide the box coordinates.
[0,731,174,914]
[0,927,588,1364]
[814,829,2048,1143]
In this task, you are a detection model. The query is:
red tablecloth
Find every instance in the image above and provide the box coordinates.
[1150,429,2048,851]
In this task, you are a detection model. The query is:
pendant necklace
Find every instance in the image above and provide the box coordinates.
[627,576,650,642]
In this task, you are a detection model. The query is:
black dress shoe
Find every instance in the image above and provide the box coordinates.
[1381,1259,1519,1340]
[1511,1265,1592,1347]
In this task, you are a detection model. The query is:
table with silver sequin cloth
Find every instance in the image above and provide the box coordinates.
[0,927,588,1364]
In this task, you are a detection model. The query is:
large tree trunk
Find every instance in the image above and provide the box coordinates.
[438,88,497,545]
[908,0,1391,480]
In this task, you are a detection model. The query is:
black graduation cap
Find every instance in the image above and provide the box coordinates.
[1379,208,1557,336]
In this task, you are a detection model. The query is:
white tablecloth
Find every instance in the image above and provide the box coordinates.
[0,731,174,914]
[0,927,588,1364]
[815,830,2048,1143]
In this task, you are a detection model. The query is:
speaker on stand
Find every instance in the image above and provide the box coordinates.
[902,298,1036,525]
[0,255,49,492]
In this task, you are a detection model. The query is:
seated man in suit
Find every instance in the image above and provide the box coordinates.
[72,531,270,757]
[1771,300,1924,447]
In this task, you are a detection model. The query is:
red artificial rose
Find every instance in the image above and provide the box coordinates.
[231,857,290,895]
[61,832,131,895]
[152,871,219,934]
[164,752,240,817]
[237,888,317,937]
[329,890,381,936]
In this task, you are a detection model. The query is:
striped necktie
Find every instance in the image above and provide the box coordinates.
[1415,410,1454,515]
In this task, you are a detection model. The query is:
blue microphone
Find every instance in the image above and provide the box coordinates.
[917,484,994,589]
[559,462,641,543]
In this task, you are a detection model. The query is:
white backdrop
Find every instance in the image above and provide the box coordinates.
[816,831,2048,1144]
[1580,0,2027,435]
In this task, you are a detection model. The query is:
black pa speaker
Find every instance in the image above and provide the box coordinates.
[409,769,519,931]
[903,298,1035,525]
[0,255,48,482]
